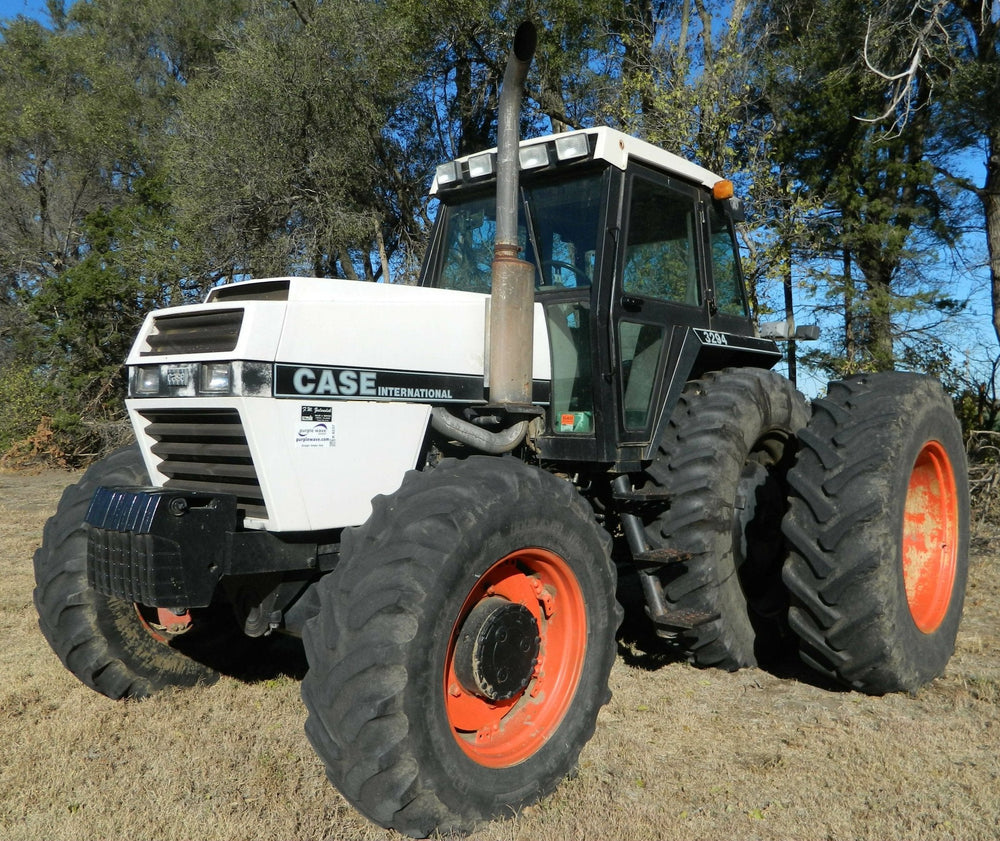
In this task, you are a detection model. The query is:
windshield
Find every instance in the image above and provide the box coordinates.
[435,171,606,293]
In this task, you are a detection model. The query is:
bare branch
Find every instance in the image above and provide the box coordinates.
[862,19,923,83]
[288,0,310,27]
[856,0,953,133]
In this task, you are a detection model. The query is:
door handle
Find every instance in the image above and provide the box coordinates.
[621,295,644,312]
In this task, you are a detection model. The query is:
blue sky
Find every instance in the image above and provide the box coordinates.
[0,0,50,22]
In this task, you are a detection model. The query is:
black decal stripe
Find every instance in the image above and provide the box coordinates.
[274,363,552,405]
[274,363,485,402]
[694,329,780,354]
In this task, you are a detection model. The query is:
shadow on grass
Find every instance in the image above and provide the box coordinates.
[174,628,310,686]
[203,572,846,694]
[232,634,310,684]
[614,568,847,694]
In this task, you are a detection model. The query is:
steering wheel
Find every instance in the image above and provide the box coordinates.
[540,260,589,286]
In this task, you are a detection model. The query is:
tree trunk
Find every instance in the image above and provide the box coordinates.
[618,0,657,131]
[865,268,895,372]
[843,246,856,368]
[984,125,1000,349]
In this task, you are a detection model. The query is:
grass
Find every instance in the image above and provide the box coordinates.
[2,468,1000,840]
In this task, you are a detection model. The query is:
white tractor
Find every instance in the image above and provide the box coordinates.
[34,22,968,837]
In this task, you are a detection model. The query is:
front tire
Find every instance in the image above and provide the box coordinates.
[301,457,620,837]
[33,445,241,699]
[781,373,970,694]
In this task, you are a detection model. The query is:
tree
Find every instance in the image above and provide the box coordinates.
[861,1,1000,352]
[0,0,250,455]
[0,0,989,460]
[0,15,150,443]
[170,0,454,285]
[756,0,966,375]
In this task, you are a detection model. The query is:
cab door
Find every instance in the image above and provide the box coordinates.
[610,167,713,458]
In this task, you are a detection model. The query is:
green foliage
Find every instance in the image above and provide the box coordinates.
[755,0,971,374]
[24,174,179,416]
[169,0,413,282]
[0,361,48,453]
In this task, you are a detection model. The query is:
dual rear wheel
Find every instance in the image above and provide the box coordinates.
[639,369,967,695]
[782,372,969,693]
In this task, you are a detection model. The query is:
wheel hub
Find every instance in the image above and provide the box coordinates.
[453,597,540,701]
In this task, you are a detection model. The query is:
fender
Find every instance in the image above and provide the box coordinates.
[642,326,782,463]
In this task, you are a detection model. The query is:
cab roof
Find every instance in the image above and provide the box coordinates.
[430,126,725,195]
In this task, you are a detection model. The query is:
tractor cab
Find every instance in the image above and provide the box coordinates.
[422,126,780,469]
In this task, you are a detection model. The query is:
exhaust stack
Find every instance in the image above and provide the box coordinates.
[488,20,537,409]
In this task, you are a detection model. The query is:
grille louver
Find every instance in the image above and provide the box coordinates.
[142,309,243,356]
[138,408,267,520]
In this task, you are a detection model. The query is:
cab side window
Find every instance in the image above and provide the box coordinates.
[709,203,748,316]
[622,176,699,306]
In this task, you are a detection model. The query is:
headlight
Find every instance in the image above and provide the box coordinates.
[435,161,461,187]
[467,152,495,179]
[555,133,590,161]
[128,361,270,398]
[518,143,550,170]
[199,362,232,394]
[134,366,161,395]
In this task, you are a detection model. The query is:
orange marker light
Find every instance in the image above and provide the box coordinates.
[712,179,735,200]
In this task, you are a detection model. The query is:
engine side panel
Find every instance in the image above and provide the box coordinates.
[128,396,432,532]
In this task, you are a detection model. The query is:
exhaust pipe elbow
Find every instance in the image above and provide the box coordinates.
[430,408,529,454]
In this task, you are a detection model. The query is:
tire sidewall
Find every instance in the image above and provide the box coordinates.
[877,399,969,684]
[94,590,224,689]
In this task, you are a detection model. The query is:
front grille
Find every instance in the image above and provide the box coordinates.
[138,408,267,520]
[141,309,243,356]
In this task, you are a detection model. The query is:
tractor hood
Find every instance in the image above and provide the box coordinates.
[127,276,552,395]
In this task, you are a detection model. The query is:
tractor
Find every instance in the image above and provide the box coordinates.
[33,21,968,838]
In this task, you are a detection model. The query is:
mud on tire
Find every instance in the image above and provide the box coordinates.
[781,373,969,694]
[643,368,808,669]
[301,456,621,838]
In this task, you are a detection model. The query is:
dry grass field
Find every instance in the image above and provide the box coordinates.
[2,467,999,840]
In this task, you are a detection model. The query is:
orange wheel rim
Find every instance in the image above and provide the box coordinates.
[902,440,959,633]
[132,604,193,644]
[444,548,586,768]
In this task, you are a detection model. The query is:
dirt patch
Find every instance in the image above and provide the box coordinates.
[2,468,998,840]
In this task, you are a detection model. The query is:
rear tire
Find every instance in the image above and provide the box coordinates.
[643,368,808,669]
[33,445,242,699]
[781,373,969,694]
[301,457,620,838]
